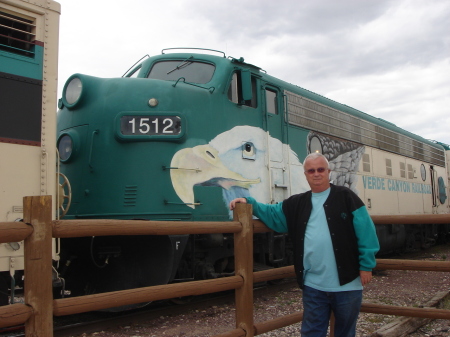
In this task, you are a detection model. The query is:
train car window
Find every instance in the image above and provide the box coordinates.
[407,164,414,179]
[385,158,392,176]
[228,73,239,103]
[148,60,215,84]
[400,162,406,178]
[125,65,141,78]
[420,164,426,181]
[309,136,323,154]
[363,153,371,172]
[0,72,42,144]
[227,71,257,108]
[266,89,278,114]
[0,11,35,57]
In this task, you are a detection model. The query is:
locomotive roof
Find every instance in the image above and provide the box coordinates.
[276,77,444,152]
[145,49,444,152]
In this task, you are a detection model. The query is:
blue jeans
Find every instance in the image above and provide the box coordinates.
[301,285,362,337]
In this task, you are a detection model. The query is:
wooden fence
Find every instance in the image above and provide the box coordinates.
[1,195,450,336]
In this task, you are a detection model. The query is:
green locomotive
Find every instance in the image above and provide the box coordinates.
[56,48,449,301]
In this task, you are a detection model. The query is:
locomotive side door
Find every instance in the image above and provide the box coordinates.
[262,84,289,203]
[264,86,283,141]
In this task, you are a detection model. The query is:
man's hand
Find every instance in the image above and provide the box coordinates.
[360,270,372,286]
[229,198,247,210]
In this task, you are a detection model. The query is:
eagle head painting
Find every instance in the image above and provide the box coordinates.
[169,126,310,214]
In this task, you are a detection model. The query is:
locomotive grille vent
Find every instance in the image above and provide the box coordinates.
[285,90,445,167]
[123,185,138,207]
[0,11,36,57]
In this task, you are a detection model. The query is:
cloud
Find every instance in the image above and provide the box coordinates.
[56,0,450,144]
[325,58,450,142]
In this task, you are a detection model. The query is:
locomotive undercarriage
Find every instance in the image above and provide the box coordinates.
[173,232,290,282]
[375,223,450,256]
[54,230,290,304]
[57,235,187,299]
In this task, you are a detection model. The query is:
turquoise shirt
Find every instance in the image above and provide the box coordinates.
[303,189,362,291]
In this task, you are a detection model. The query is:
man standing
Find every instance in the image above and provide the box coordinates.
[229,152,379,337]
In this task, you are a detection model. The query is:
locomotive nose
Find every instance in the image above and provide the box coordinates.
[170,144,260,208]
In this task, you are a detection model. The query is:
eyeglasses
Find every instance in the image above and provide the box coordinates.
[305,167,328,174]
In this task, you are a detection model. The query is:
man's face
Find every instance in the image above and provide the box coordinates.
[303,156,331,193]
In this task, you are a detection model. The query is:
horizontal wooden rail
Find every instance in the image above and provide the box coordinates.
[252,260,450,285]
[253,215,450,232]
[253,266,295,283]
[371,214,450,225]
[0,303,32,329]
[253,219,271,233]
[53,275,243,316]
[376,259,450,271]
[52,219,242,238]
[361,302,450,319]
[0,222,33,243]
[254,311,303,335]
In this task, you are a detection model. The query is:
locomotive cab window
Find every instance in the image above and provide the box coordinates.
[227,71,257,108]
[266,88,278,114]
[125,65,142,78]
[147,60,215,84]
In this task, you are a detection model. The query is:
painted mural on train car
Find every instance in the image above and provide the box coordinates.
[170,125,447,218]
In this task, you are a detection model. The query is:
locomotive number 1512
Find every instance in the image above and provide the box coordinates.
[120,115,181,136]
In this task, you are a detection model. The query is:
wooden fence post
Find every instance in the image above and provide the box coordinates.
[23,196,53,337]
[234,203,254,336]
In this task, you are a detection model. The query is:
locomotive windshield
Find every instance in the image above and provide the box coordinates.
[148,60,215,84]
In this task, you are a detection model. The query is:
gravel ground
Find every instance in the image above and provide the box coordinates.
[72,245,450,337]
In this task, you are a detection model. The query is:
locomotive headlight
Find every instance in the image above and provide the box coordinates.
[58,134,73,161]
[58,133,77,162]
[63,76,83,108]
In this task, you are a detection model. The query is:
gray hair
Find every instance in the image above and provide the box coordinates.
[303,152,330,168]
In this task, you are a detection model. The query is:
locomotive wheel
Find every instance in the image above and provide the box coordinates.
[56,173,72,218]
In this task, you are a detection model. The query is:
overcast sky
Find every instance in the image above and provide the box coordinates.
[56,0,450,145]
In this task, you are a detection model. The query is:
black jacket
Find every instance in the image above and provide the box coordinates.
[282,184,364,288]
